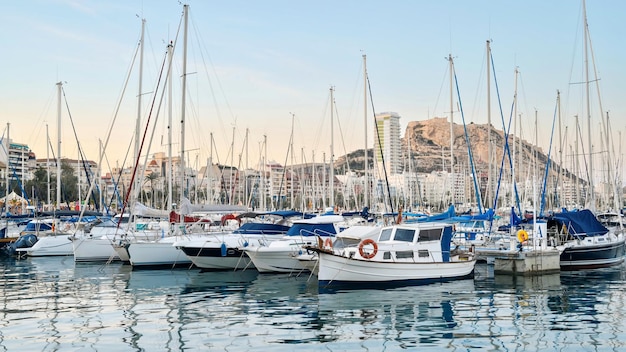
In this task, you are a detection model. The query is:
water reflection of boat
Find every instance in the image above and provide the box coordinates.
[317,279,475,344]
[183,270,260,294]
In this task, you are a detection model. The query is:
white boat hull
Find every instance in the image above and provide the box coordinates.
[71,236,120,262]
[127,241,191,267]
[243,243,313,273]
[317,251,476,288]
[16,234,73,257]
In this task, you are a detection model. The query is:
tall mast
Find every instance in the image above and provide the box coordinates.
[134,18,145,205]
[263,134,267,210]
[46,123,50,207]
[245,128,249,206]
[290,113,295,209]
[575,115,581,205]
[5,123,9,211]
[167,41,173,212]
[512,67,519,208]
[449,54,454,175]
[229,126,235,205]
[486,40,492,210]
[330,86,335,209]
[583,0,594,211]
[557,90,563,208]
[180,4,189,203]
[56,81,62,210]
[363,54,369,209]
[98,139,103,214]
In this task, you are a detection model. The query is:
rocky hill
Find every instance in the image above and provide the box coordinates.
[336,117,576,183]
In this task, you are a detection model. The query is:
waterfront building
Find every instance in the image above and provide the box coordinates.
[374,112,402,176]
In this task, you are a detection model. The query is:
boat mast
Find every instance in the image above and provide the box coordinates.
[180,4,189,204]
[263,134,267,210]
[449,54,454,175]
[56,81,62,210]
[363,54,369,209]
[330,86,335,209]
[448,54,455,208]
[46,123,50,208]
[583,0,594,211]
[290,113,295,209]
[4,123,9,211]
[512,67,518,210]
[167,40,173,212]
[134,18,145,209]
[486,40,492,210]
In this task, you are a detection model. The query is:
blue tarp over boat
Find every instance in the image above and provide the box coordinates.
[551,209,609,237]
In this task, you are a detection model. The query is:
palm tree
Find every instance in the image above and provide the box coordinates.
[145,172,159,208]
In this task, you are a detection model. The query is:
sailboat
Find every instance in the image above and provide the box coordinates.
[552,0,625,269]
[15,83,75,257]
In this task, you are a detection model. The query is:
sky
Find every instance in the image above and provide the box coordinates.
[1,0,625,180]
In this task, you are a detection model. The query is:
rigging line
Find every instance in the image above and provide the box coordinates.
[332,92,359,204]
[190,11,234,129]
[488,51,521,215]
[575,119,591,192]
[118,48,169,228]
[276,119,294,210]
[366,74,393,215]
[83,10,183,223]
[61,87,100,210]
[431,58,451,118]
[453,67,483,215]
[540,98,559,217]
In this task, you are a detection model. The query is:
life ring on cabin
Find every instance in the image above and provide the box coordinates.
[358,238,378,259]
[323,237,333,249]
[516,229,529,243]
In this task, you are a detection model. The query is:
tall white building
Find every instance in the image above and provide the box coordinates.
[374,112,402,176]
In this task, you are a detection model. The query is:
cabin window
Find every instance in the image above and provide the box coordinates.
[418,250,430,258]
[396,251,414,259]
[379,228,393,241]
[383,252,391,260]
[394,228,415,242]
[418,228,442,242]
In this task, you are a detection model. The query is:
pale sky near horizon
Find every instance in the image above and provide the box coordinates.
[1,0,624,181]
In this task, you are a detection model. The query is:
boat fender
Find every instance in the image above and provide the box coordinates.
[324,238,333,249]
[220,243,227,257]
[358,238,378,259]
[516,229,529,243]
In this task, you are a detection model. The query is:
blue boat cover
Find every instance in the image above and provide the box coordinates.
[233,222,290,235]
[403,205,457,223]
[551,209,608,237]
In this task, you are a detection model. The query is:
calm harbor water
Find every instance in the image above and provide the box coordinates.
[1,257,626,351]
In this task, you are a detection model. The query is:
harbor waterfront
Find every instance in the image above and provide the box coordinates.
[2,257,626,351]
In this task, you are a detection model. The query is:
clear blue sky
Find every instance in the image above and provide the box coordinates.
[1,0,624,178]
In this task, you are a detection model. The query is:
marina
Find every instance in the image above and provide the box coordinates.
[2,256,626,350]
[1,1,625,349]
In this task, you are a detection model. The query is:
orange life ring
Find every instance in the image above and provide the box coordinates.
[358,238,378,259]
[324,237,333,249]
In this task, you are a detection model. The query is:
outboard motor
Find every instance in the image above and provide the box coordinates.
[6,234,38,256]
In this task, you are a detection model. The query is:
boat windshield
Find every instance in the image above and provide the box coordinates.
[379,228,393,241]
[418,228,443,242]
[393,228,415,242]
